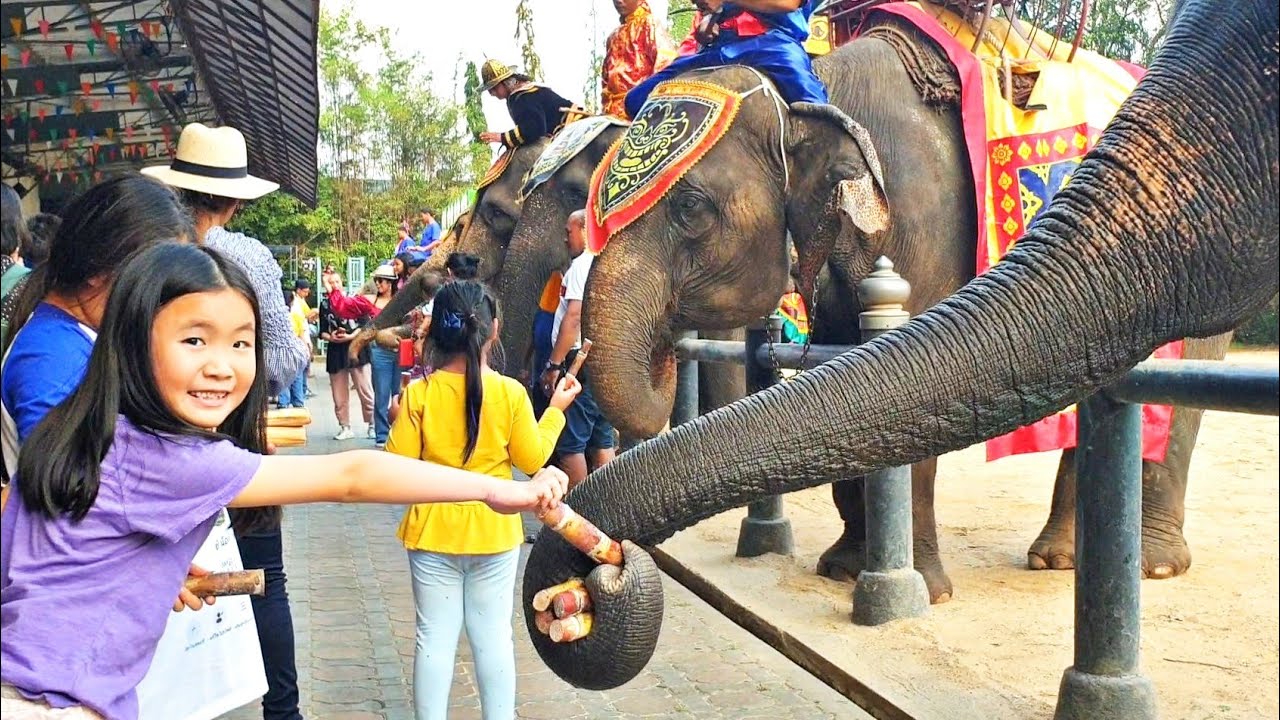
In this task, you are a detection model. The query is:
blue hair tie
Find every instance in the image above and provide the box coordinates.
[441,311,464,330]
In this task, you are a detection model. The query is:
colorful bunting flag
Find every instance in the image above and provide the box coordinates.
[91,19,105,40]
[4,128,12,141]
[87,39,97,56]
[36,108,46,121]
[10,17,23,36]
[56,171,63,183]
[34,78,45,94]
[65,43,75,60]
[20,49,31,67]
[129,81,139,104]
[69,128,78,139]
[106,127,115,140]
[5,78,17,95]
[1,54,8,71]
[106,82,116,98]
[50,129,59,140]
[81,81,92,95]
[106,32,119,52]
[56,80,68,95]
[39,19,51,38]
[91,99,101,111]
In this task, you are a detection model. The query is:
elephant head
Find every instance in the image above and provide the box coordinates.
[453,137,551,282]
[524,0,1278,690]
[495,125,626,373]
[582,65,894,437]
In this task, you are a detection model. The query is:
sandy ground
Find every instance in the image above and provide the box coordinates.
[656,349,1278,720]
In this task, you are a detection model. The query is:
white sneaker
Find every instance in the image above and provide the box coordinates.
[367,426,376,439]
[333,426,354,441]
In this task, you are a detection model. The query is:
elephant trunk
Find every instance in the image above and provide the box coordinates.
[494,199,571,376]
[524,0,1278,690]
[581,249,676,438]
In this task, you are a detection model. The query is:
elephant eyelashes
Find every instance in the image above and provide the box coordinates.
[672,190,717,237]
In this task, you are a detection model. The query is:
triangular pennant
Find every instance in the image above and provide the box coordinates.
[116,22,127,37]
[128,81,139,104]
[6,78,17,95]
[149,79,160,93]
[64,43,75,60]
[39,19,51,38]
[1,54,8,71]
[91,19,105,40]
[69,128,78,139]
[106,82,116,98]
[125,125,134,139]
[81,81,92,95]
[55,105,64,116]
[36,108,46,121]
[9,17,22,36]
[50,129,59,140]
[56,80,67,95]
[105,127,115,140]
[4,128,13,141]
[106,32,118,52]
[86,39,97,56]
[140,20,151,37]
[56,171,63,183]
[91,100,101,111]
[28,129,37,141]
[20,49,31,67]
[165,83,174,93]
[34,78,45,94]
[186,79,195,94]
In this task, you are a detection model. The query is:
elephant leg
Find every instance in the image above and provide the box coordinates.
[817,478,866,582]
[911,457,952,604]
[1027,450,1078,570]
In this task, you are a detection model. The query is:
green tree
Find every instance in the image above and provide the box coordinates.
[462,60,492,178]
[515,0,544,81]
[1020,0,1176,64]
[668,0,696,45]
[583,3,604,114]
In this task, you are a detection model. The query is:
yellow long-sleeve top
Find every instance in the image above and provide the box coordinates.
[386,368,565,554]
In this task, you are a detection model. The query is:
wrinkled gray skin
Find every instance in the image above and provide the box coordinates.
[523,0,1278,691]
[577,13,1235,603]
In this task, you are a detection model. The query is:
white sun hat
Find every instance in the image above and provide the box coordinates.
[141,123,279,200]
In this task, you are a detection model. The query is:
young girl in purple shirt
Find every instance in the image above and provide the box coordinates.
[0,243,569,720]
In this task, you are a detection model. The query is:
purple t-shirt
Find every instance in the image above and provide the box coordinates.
[0,415,261,720]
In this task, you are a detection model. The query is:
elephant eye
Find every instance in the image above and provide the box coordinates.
[672,189,717,237]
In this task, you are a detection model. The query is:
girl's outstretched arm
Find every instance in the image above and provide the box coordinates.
[230,451,568,514]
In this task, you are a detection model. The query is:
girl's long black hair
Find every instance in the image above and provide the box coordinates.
[18,243,270,525]
[3,174,194,354]
[428,280,501,464]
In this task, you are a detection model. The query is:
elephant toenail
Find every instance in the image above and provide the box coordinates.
[1027,553,1048,570]
[1149,564,1175,579]
[1050,555,1073,570]
[933,592,952,604]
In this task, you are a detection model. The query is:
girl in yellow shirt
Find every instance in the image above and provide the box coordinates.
[386,280,579,720]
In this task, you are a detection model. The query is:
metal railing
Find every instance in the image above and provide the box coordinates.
[668,256,1280,719]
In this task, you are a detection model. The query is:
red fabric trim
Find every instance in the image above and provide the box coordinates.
[722,12,768,38]
[864,4,989,267]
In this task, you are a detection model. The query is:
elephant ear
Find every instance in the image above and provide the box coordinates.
[786,102,891,308]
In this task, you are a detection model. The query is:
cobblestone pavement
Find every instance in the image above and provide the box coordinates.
[223,368,868,719]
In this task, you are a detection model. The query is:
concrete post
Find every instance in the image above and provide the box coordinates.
[736,316,795,558]
[852,257,930,626]
[1054,394,1158,720]
[672,330,700,428]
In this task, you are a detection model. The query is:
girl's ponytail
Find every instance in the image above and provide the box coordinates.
[428,280,500,465]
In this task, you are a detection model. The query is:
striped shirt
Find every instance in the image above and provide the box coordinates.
[204,226,309,395]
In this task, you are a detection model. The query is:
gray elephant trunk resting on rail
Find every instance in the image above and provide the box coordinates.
[523,0,1278,691]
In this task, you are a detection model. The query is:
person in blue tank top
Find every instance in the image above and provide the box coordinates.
[624,0,827,118]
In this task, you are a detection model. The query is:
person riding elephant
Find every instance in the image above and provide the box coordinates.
[477,59,583,150]
[519,0,1277,690]
[572,4,1243,604]
[624,0,827,119]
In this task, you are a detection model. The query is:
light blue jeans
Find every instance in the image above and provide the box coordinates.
[370,345,400,442]
[408,548,520,720]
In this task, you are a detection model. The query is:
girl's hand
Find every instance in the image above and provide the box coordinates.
[483,468,569,514]
[173,563,216,612]
[549,374,582,411]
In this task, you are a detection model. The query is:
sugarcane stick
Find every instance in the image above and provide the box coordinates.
[549,612,593,643]
[565,339,592,379]
[534,609,555,635]
[537,502,623,566]
[532,577,586,612]
[551,587,592,618]
[184,569,266,597]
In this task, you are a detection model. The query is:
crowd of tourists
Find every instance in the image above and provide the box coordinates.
[0,2,823,718]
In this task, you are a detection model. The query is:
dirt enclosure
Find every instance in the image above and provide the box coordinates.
[659,349,1278,719]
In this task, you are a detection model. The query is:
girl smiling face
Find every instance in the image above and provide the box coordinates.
[151,289,257,429]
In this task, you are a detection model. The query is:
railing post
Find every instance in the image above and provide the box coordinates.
[1054,393,1158,719]
[852,257,930,626]
[672,330,700,428]
[736,316,795,558]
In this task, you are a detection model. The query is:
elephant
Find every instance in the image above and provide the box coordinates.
[520,0,1277,691]
[492,123,750,411]
[574,7,1239,604]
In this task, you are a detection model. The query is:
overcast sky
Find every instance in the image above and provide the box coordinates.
[334,0,672,130]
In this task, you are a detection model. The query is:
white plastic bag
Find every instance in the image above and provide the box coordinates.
[136,509,267,720]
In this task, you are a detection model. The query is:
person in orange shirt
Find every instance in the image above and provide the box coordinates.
[601,0,674,118]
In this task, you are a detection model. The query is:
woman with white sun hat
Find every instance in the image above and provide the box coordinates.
[142,122,307,720]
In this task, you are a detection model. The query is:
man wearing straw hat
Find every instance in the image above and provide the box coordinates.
[476,59,584,149]
[142,122,307,720]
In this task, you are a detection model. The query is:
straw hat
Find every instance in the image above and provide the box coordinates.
[141,123,279,200]
[372,264,398,281]
[479,59,517,92]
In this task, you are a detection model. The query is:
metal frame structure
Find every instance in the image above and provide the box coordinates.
[2,0,318,208]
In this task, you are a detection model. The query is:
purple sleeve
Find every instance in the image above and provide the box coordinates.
[120,432,262,543]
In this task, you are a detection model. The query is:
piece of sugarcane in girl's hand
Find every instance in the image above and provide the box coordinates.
[532,577,587,612]
[551,586,592,618]
[549,612,594,643]
[534,609,556,635]
[565,339,592,378]
[536,502,624,566]
[183,569,266,597]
